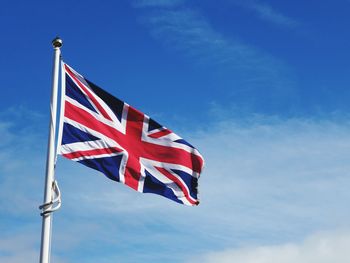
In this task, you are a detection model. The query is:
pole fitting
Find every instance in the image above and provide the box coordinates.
[52,37,63,48]
[39,180,62,216]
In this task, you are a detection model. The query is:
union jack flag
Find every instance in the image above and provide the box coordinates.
[58,62,204,206]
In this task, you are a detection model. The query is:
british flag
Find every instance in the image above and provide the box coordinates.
[58,63,204,206]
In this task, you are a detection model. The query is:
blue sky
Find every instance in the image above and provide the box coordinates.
[1,0,350,262]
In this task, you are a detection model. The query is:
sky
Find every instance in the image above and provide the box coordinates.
[1,0,350,262]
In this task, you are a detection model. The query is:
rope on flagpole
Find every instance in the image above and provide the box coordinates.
[39,180,61,216]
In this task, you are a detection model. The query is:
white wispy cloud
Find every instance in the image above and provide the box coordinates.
[133,2,295,98]
[189,230,350,263]
[241,0,299,28]
[189,116,350,242]
[0,233,37,263]
[0,107,46,216]
[133,0,183,8]
[142,8,277,67]
[0,231,68,263]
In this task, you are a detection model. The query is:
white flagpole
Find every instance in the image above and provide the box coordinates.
[39,37,62,263]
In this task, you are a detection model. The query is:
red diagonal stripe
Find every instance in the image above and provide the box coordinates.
[148,129,172,139]
[65,100,123,141]
[156,167,198,205]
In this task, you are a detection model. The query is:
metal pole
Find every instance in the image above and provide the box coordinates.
[39,37,62,263]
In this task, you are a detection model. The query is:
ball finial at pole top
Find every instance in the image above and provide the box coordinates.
[52,37,63,48]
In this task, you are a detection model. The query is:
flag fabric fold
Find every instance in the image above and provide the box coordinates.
[58,62,204,205]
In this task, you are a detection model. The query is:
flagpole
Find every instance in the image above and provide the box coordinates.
[39,37,62,263]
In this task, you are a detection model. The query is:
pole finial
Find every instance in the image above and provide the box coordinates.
[52,37,63,48]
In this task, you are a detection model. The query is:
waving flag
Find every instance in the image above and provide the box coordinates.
[58,63,204,205]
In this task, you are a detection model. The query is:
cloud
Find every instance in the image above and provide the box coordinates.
[191,116,350,235]
[133,2,296,105]
[241,0,299,28]
[0,231,68,263]
[0,233,37,263]
[0,107,46,216]
[141,8,281,68]
[133,0,183,7]
[189,230,350,263]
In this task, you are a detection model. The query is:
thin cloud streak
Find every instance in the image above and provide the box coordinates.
[0,108,45,216]
[187,116,350,245]
[189,229,350,263]
[133,0,183,8]
[241,0,299,28]
[0,231,68,263]
[134,2,296,101]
